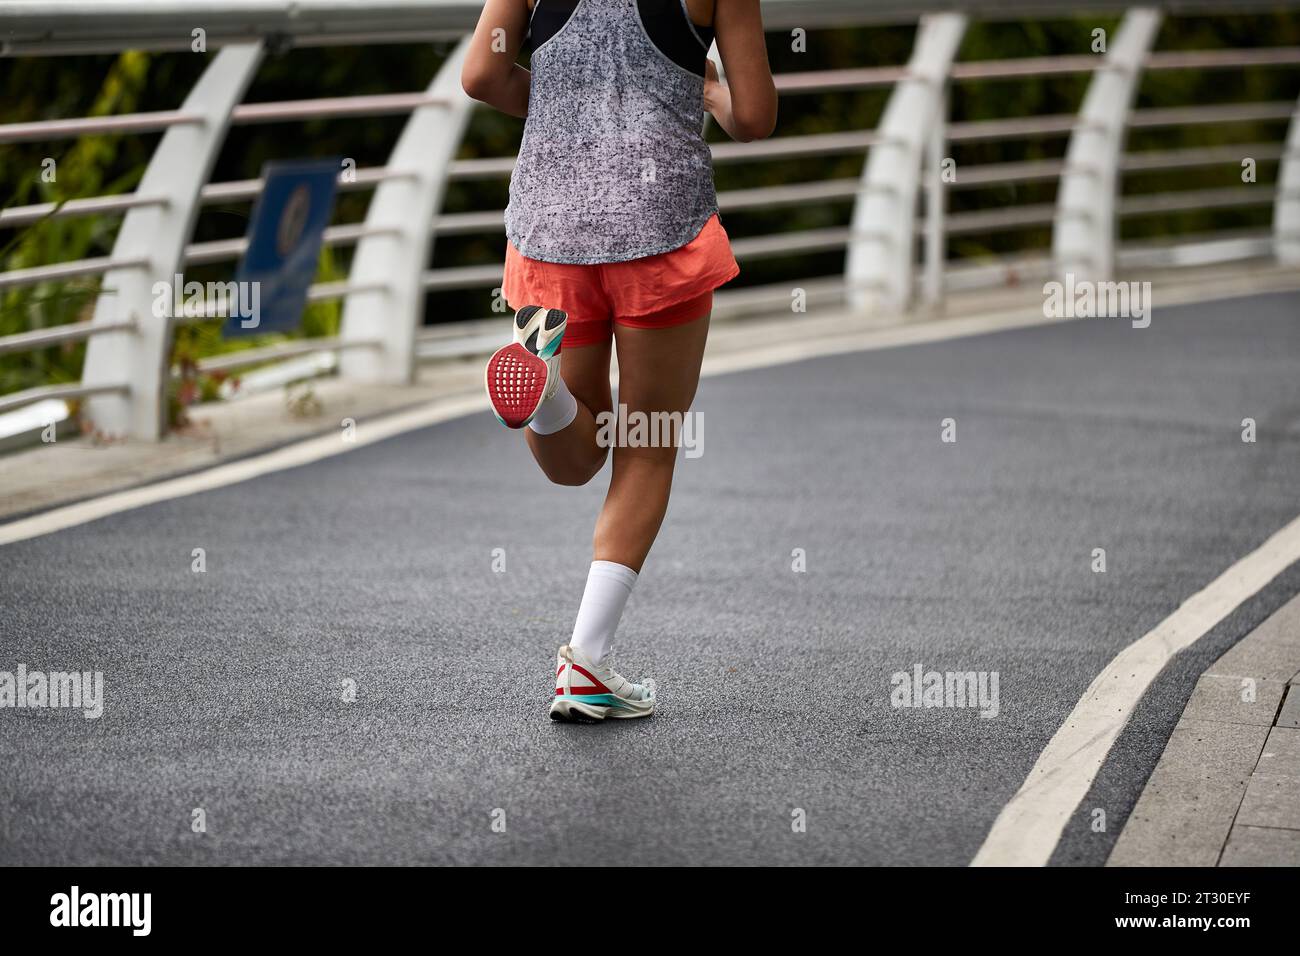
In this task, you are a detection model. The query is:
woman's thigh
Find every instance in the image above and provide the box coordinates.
[561,338,613,418]
[612,311,710,423]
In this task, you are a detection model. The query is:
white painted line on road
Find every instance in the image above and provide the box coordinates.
[0,393,486,547]
[971,512,1300,867]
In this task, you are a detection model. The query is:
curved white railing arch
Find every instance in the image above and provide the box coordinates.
[81,42,265,440]
[339,37,474,385]
[1052,8,1163,283]
[1276,91,1300,265]
[845,13,967,314]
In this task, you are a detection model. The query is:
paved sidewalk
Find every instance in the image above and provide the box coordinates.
[1109,594,1300,866]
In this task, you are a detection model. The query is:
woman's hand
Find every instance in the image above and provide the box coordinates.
[704,58,722,96]
[702,58,730,123]
[707,0,776,142]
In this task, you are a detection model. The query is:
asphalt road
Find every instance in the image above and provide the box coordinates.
[2,291,1298,865]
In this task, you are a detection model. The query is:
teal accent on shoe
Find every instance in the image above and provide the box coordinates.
[563,693,628,709]
[537,329,564,359]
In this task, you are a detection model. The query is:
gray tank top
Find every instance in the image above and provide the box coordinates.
[505,0,720,265]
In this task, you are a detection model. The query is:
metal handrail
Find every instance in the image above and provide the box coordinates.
[231,92,449,124]
[746,47,1300,95]
[194,337,379,374]
[948,143,1287,189]
[1119,185,1277,216]
[712,130,879,162]
[0,318,135,356]
[0,169,412,229]
[1145,47,1300,70]
[0,381,129,416]
[201,166,413,203]
[0,111,200,145]
[1119,143,1285,171]
[1128,101,1296,128]
[183,223,401,266]
[165,279,392,322]
[0,255,148,290]
[0,193,169,228]
[0,94,450,145]
[7,1,1297,53]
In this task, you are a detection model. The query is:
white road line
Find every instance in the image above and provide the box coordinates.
[971,513,1300,867]
[0,393,486,547]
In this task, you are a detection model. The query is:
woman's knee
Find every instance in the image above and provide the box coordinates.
[609,444,678,488]
[541,447,608,486]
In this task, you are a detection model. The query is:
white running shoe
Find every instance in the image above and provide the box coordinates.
[485,304,568,429]
[550,643,656,722]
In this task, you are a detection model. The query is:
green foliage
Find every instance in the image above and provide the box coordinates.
[0,46,353,412]
[1,51,151,396]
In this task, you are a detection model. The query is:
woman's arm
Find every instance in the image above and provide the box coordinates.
[461,0,533,118]
[703,0,777,142]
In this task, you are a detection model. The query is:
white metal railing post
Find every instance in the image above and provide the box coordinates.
[922,81,949,309]
[80,43,264,440]
[338,36,475,384]
[1051,8,1162,283]
[1275,91,1300,264]
[845,13,967,316]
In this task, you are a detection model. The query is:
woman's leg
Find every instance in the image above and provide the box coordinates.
[524,338,612,486]
[551,310,710,716]
[593,311,711,572]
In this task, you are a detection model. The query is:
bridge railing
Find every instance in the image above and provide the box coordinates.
[1,0,1298,440]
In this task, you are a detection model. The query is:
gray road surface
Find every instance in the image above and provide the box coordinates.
[2,291,1298,865]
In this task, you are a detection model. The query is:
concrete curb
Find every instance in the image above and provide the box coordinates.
[1108,594,1300,866]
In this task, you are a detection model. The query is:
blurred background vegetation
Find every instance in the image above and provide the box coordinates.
[1,11,1298,418]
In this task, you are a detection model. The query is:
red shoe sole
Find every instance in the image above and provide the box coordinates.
[486,342,548,429]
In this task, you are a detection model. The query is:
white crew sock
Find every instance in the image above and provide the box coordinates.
[527,373,578,436]
[569,560,638,665]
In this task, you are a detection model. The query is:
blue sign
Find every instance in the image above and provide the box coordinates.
[225,159,340,337]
